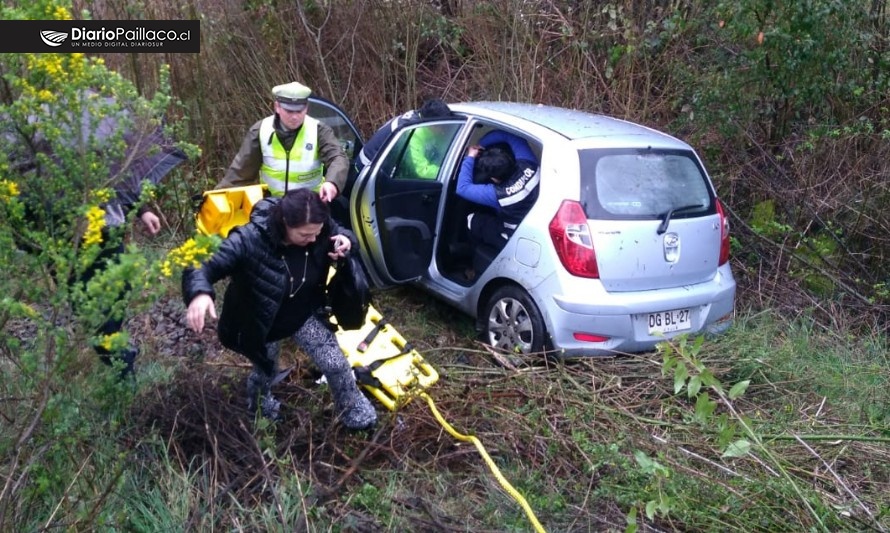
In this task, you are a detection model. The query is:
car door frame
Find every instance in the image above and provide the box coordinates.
[304,96,368,231]
[351,118,467,288]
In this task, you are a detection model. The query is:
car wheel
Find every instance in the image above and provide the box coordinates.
[482,286,547,355]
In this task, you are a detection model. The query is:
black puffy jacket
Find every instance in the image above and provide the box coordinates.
[181,197,357,366]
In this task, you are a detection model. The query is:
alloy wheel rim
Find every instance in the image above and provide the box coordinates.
[487,297,534,353]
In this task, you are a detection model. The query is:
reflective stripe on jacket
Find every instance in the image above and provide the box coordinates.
[258,115,323,195]
[494,162,540,226]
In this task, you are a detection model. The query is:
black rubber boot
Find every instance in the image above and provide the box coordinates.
[246,369,281,421]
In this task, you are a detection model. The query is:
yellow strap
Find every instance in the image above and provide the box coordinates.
[418,392,547,533]
[339,304,545,532]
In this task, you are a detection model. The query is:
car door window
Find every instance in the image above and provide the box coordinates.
[381,123,462,181]
[307,98,362,161]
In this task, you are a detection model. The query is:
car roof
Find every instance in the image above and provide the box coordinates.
[451,101,691,150]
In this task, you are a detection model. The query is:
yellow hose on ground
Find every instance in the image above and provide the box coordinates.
[419,392,546,533]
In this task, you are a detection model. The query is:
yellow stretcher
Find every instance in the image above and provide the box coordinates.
[332,305,439,410]
[195,184,268,238]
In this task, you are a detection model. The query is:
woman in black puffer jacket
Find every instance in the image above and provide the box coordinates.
[182,188,376,429]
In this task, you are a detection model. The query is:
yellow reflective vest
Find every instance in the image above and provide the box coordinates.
[258,115,324,195]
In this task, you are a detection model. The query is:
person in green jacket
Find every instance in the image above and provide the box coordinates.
[403,123,457,180]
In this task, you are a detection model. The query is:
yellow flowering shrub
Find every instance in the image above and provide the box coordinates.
[47,4,71,19]
[82,206,106,248]
[92,188,113,204]
[0,179,20,200]
[160,237,217,278]
[97,332,126,352]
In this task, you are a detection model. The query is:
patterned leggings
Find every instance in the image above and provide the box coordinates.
[289,315,352,377]
[257,315,373,427]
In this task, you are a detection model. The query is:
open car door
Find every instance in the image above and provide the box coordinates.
[307,96,363,165]
[352,121,464,287]
[306,96,365,227]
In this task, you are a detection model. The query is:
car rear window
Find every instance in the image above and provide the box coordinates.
[579,149,714,219]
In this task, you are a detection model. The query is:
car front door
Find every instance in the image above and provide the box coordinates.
[306,96,363,165]
[306,97,365,227]
[353,121,464,286]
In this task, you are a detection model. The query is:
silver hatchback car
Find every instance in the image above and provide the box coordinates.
[312,99,736,357]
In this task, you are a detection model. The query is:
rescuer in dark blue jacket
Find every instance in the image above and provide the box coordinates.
[456,130,540,272]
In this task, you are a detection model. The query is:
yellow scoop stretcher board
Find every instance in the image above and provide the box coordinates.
[193,184,545,532]
[195,184,268,238]
[332,305,439,410]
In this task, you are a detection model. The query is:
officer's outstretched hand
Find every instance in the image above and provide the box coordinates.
[319,182,339,202]
[187,293,217,333]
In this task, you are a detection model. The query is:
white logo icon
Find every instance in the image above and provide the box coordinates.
[40,30,68,47]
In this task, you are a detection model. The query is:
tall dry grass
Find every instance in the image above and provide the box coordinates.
[79,1,686,165]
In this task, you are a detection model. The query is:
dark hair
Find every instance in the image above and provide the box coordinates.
[418,98,452,119]
[271,188,328,230]
[474,144,515,183]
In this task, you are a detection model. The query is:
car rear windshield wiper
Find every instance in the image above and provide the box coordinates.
[656,203,704,234]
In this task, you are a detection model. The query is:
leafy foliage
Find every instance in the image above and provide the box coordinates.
[0,2,205,530]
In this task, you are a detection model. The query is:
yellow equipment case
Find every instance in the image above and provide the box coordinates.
[195,184,268,238]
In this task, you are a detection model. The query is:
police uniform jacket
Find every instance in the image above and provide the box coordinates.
[217,115,348,193]
[456,130,541,229]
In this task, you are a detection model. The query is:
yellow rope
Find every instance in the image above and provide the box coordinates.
[419,392,547,533]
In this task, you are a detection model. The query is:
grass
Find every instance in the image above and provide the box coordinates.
[1,284,889,532]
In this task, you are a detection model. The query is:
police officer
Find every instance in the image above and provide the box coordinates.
[217,82,348,202]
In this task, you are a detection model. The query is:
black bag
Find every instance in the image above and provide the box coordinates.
[327,254,371,330]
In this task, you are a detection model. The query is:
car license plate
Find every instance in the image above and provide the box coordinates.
[647,308,691,335]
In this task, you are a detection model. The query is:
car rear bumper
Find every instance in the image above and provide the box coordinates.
[543,268,736,357]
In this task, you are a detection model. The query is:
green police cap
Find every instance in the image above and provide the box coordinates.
[272,82,311,111]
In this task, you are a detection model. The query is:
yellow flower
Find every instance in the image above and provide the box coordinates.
[83,206,106,247]
[37,89,55,102]
[0,179,20,199]
[52,6,72,20]
[160,238,213,277]
[98,332,123,351]
[93,188,113,203]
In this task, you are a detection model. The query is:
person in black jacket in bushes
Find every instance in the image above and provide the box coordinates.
[182,188,377,428]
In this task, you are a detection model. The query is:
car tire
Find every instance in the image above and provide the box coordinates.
[482,286,547,355]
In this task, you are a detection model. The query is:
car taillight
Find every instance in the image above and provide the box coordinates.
[548,200,599,278]
[716,199,730,265]
[573,332,610,343]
